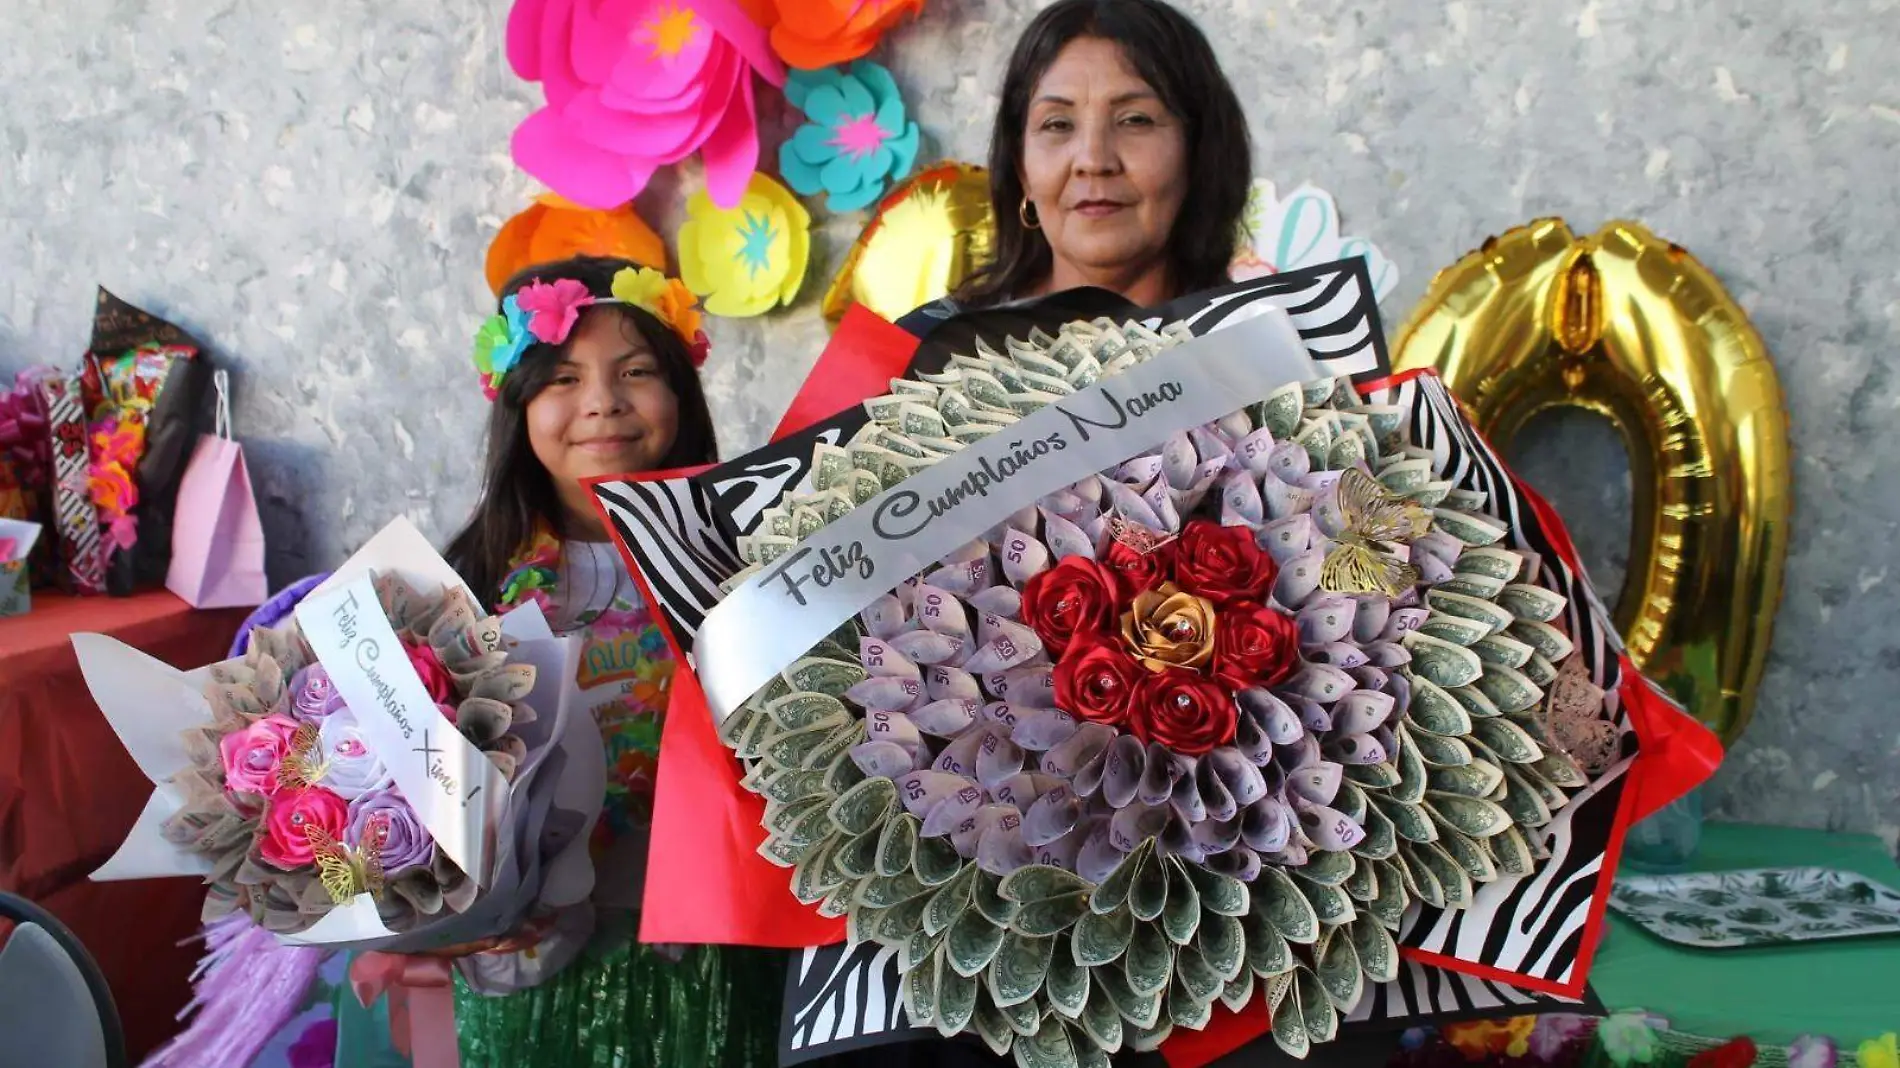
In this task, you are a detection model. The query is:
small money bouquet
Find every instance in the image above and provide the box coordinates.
[596,263,1721,1066]
[80,518,602,953]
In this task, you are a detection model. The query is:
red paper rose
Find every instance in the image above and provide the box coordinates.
[1100,539,1175,600]
[1130,667,1237,756]
[1213,601,1301,690]
[403,638,456,705]
[1174,519,1277,604]
[1053,637,1144,727]
[1020,556,1120,656]
[259,786,351,870]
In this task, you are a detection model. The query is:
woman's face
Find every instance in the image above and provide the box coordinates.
[526,308,680,524]
[1020,36,1189,292]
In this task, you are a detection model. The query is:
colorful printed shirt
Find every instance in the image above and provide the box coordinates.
[537,538,676,852]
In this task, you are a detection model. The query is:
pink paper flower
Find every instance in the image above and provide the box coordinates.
[259,786,351,870]
[515,278,597,344]
[508,0,787,210]
[219,715,302,802]
[402,638,456,706]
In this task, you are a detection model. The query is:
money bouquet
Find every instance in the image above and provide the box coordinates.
[595,263,1720,1067]
[80,518,601,953]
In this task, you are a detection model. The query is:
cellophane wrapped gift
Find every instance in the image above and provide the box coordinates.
[77,288,214,594]
[596,262,1721,1067]
[79,517,604,965]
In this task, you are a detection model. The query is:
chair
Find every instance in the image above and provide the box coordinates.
[0,891,127,1068]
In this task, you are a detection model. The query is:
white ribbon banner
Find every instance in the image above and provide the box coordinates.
[296,577,508,884]
[694,308,1322,724]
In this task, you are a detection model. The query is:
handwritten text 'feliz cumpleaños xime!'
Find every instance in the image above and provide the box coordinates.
[328,590,485,810]
[759,377,1188,607]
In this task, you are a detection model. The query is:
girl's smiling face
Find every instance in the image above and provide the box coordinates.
[526,306,680,529]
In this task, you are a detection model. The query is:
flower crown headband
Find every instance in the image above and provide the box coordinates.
[471,266,709,400]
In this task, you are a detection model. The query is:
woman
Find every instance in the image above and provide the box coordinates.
[900,0,1252,338]
[848,6,1248,1065]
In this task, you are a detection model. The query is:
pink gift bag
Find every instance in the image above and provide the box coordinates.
[165,370,267,608]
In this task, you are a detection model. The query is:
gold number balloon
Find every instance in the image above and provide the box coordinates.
[822,161,993,326]
[1391,219,1791,745]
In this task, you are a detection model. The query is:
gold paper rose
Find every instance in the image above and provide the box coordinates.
[1120,583,1218,672]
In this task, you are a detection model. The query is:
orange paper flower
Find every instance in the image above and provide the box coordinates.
[486,194,667,296]
[760,0,926,70]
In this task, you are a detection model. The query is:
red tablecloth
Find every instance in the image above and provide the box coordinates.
[0,590,249,1061]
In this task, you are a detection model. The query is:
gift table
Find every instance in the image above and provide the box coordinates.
[1590,821,1900,1045]
[0,589,250,1060]
[1351,822,1900,1068]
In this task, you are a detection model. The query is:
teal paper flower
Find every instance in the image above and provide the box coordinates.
[779,61,921,212]
[472,294,534,399]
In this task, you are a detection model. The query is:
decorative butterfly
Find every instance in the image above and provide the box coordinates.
[275,723,332,791]
[1318,468,1432,596]
[1106,513,1179,556]
[1534,654,1619,773]
[305,817,389,906]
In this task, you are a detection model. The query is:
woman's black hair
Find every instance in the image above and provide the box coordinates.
[445,255,717,606]
[955,0,1252,308]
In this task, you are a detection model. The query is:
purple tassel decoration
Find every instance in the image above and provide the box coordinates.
[141,574,339,1068]
[141,913,330,1068]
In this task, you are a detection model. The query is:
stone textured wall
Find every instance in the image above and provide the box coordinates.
[3,0,1895,842]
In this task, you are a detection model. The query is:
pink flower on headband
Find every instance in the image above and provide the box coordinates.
[516,278,597,344]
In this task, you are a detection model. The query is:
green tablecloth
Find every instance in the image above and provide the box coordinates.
[1592,821,1900,1044]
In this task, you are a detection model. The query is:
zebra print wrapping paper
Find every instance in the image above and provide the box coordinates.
[592,261,1713,1065]
[781,941,1603,1065]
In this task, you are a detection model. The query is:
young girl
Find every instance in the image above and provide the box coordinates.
[444,255,779,1067]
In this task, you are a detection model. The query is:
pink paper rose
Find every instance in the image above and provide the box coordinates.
[259,786,351,870]
[403,638,456,706]
[507,0,788,210]
[219,715,302,802]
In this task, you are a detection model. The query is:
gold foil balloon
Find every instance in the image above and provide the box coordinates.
[823,160,993,325]
[1391,219,1791,745]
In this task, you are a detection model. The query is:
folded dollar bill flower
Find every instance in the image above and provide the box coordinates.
[710,317,1611,1063]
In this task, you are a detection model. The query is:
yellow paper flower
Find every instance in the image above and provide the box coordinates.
[1859,1033,1899,1068]
[610,266,705,350]
[678,172,811,318]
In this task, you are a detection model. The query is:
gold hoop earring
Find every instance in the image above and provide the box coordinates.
[1019,198,1041,230]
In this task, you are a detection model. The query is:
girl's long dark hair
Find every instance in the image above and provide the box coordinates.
[446,255,718,607]
[956,0,1252,308]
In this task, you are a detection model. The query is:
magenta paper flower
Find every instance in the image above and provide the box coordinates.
[516,278,597,343]
[508,0,788,210]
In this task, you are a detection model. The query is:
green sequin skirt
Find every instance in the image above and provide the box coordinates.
[455,941,783,1068]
